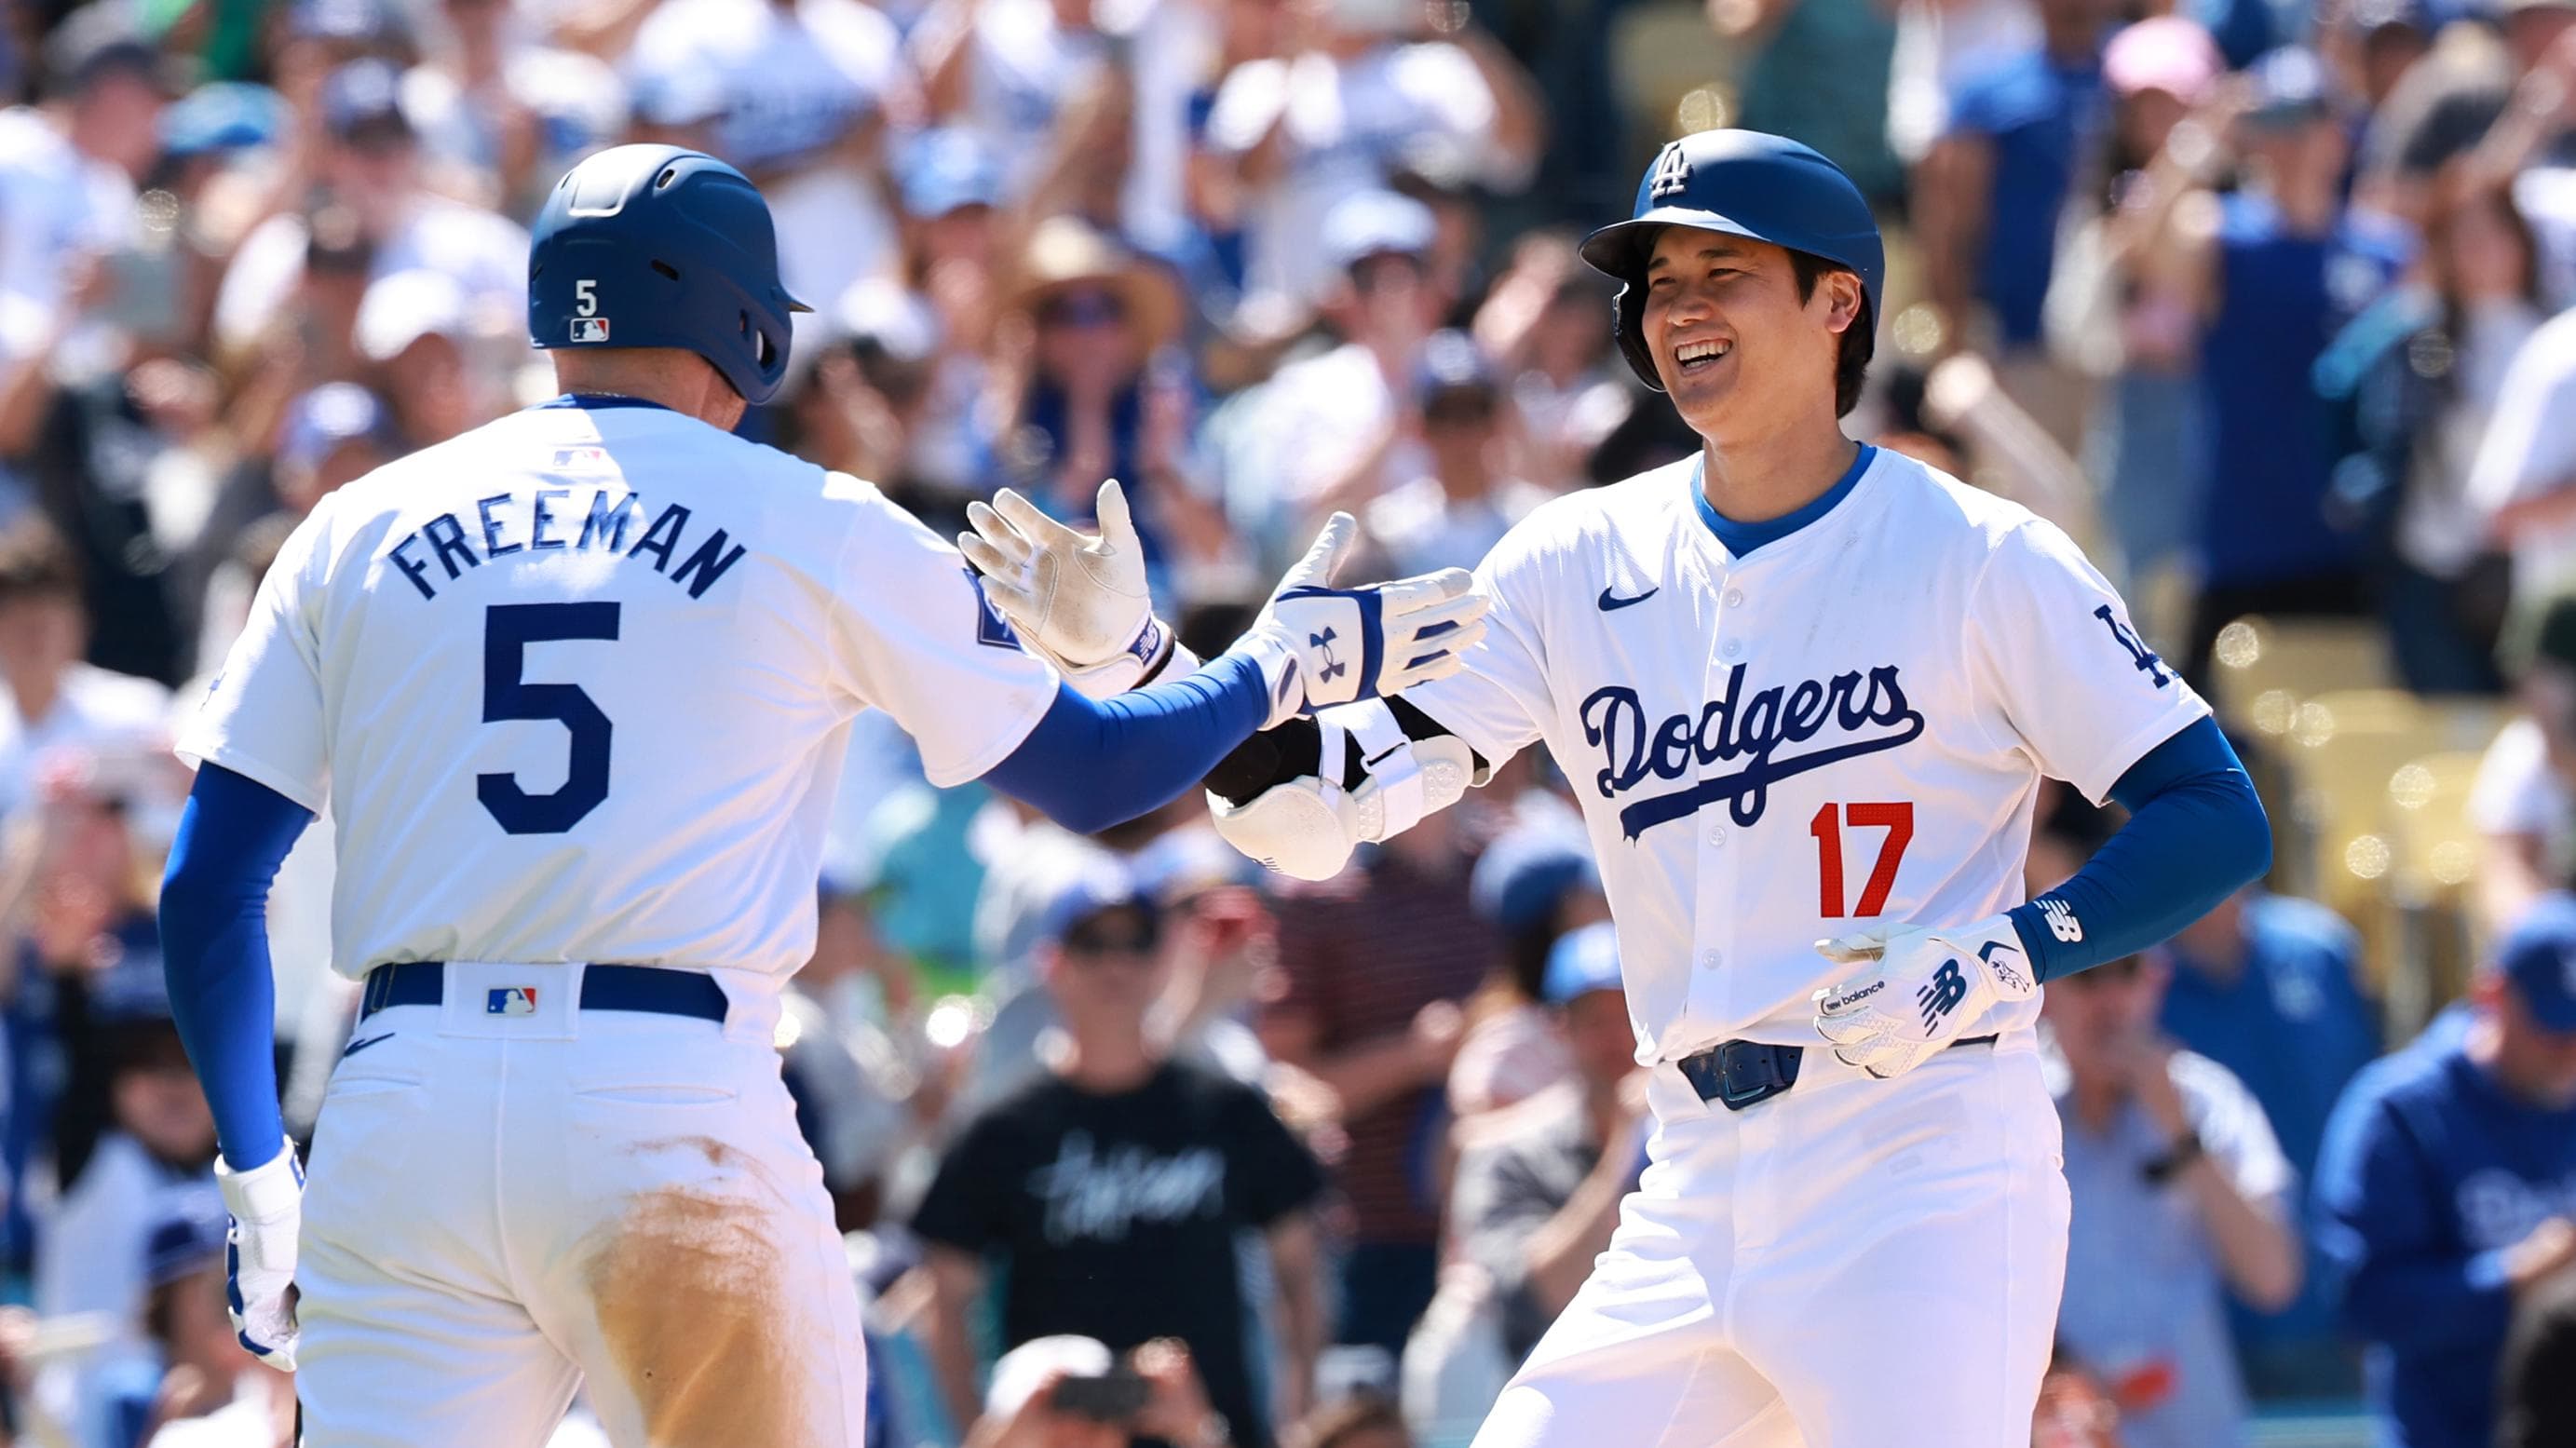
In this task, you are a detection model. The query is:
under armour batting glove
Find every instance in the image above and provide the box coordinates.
[1233,512,1488,730]
[218,1139,304,1371]
[1810,915,2037,1079]
[958,480,1189,697]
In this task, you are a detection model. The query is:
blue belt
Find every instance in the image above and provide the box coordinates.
[358,962,728,1024]
[1676,1035,2000,1111]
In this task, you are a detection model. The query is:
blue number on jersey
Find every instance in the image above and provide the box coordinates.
[478,602,620,834]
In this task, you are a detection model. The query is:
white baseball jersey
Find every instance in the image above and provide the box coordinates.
[178,397,1059,994]
[1407,445,2208,1063]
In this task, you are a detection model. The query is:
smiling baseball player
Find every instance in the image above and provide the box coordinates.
[968,129,2273,1445]
[153,143,1482,1448]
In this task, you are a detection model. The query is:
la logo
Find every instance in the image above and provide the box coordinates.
[1648,142,1692,201]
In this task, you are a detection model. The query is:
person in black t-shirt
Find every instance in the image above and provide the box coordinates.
[915,862,1327,1448]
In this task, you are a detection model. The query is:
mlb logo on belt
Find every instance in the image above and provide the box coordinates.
[569,318,611,343]
[487,987,539,1016]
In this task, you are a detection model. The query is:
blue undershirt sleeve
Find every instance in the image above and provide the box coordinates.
[159,764,315,1171]
[2004,715,2273,982]
[981,651,1271,833]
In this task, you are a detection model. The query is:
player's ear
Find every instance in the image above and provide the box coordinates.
[1822,271,1864,336]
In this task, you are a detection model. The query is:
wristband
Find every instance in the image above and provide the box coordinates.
[2141,1129,2203,1185]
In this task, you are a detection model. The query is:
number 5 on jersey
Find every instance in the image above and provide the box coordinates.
[480,602,619,835]
[1810,801,1913,917]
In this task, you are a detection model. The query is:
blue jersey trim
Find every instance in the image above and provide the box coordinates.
[1691,443,1876,557]
[531,394,681,413]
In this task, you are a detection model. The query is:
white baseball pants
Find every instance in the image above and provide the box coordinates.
[1470,1035,2068,1448]
[293,963,869,1447]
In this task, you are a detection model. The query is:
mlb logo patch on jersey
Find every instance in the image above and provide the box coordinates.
[551,446,612,469]
[487,986,539,1016]
[569,318,612,343]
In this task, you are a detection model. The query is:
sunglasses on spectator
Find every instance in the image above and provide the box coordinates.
[1039,289,1127,331]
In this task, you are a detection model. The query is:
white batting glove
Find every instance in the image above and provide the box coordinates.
[1235,512,1488,730]
[958,480,1186,697]
[1810,915,2036,1079]
[218,1140,304,1371]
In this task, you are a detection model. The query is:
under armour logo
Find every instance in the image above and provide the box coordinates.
[1917,959,1968,1032]
[2038,897,2083,943]
[1311,627,1346,683]
[1647,142,1692,201]
[2093,604,2170,688]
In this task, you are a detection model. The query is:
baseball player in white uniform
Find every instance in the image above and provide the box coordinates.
[155,144,1484,1448]
[966,130,2273,1445]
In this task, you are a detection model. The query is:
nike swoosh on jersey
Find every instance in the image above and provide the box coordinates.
[340,1033,393,1059]
[1597,586,1660,612]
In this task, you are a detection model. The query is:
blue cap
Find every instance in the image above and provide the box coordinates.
[1470,825,1597,935]
[1323,189,1436,273]
[142,1185,228,1289]
[900,129,1005,220]
[1540,921,1622,1006]
[2245,47,2333,126]
[320,58,411,142]
[160,83,289,158]
[278,384,388,475]
[1131,828,1260,905]
[1038,859,1156,945]
[92,954,175,1026]
[2498,895,2576,1032]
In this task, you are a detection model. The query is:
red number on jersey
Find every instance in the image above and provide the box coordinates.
[1810,801,1916,917]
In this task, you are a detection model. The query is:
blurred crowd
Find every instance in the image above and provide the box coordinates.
[7,0,2576,1444]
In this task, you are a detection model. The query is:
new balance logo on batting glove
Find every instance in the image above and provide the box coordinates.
[1811,915,2036,1078]
[219,1139,305,1370]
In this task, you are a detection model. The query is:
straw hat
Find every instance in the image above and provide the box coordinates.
[1008,216,1184,351]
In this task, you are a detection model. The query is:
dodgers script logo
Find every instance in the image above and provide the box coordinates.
[1581,663,1925,840]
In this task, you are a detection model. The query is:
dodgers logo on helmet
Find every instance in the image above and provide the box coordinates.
[1576,129,1885,394]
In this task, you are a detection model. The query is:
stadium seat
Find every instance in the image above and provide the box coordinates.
[2209,616,2395,732]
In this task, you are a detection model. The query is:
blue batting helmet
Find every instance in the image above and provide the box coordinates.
[527,144,811,406]
[1579,130,1883,393]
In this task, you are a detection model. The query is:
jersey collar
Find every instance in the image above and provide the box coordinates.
[1689,442,1877,560]
[532,393,680,414]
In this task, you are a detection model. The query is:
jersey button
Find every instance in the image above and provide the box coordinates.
[1707,824,1729,846]
[1723,589,1744,608]
[1699,950,1724,972]
[1721,640,1743,659]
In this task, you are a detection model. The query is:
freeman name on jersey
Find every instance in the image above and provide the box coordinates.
[384,485,748,603]
[1581,662,1926,840]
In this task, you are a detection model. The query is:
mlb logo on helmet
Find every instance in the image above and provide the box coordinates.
[569,318,611,343]
[487,987,539,1016]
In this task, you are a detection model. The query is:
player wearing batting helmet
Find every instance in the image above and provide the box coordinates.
[971,126,2271,1446]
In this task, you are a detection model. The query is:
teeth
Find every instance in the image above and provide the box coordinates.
[1676,340,1729,363]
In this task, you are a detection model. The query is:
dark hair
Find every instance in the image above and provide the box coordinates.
[1786,252,1874,418]
[0,520,83,607]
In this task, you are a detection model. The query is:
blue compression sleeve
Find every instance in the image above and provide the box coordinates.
[983,650,1271,833]
[160,765,314,1171]
[2005,716,2272,982]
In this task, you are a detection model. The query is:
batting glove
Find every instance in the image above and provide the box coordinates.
[957,480,1189,697]
[1236,512,1487,730]
[1810,915,2037,1079]
[218,1140,305,1371]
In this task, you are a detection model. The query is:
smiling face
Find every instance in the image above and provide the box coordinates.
[1640,226,1861,444]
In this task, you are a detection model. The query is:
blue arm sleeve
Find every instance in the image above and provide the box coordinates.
[2005,715,2274,982]
[159,764,314,1171]
[981,651,1271,834]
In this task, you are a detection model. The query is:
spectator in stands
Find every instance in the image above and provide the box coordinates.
[1197,0,1538,327]
[915,863,1325,1448]
[2474,592,2576,931]
[2499,1265,2576,1448]
[1349,332,1550,580]
[1260,804,1493,1363]
[2155,886,2378,1395]
[1469,233,1622,493]
[2166,47,2409,681]
[1447,923,1645,1363]
[118,1190,292,1446]
[1449,822,1604,1121]
[352,268,487,450]
[2045,954,2302,1448]
[2031,1348,2127,1447]
[1914,0,2109,449]
[401,0,627,221]
[2318,163,2540,695]
[2314,893,2576,1448]
[968,1333,1240,1448]
[2470,227,2576,614]
[0,521,168,821]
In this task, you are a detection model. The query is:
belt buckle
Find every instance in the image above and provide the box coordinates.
[1681,1040,1805,1111]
